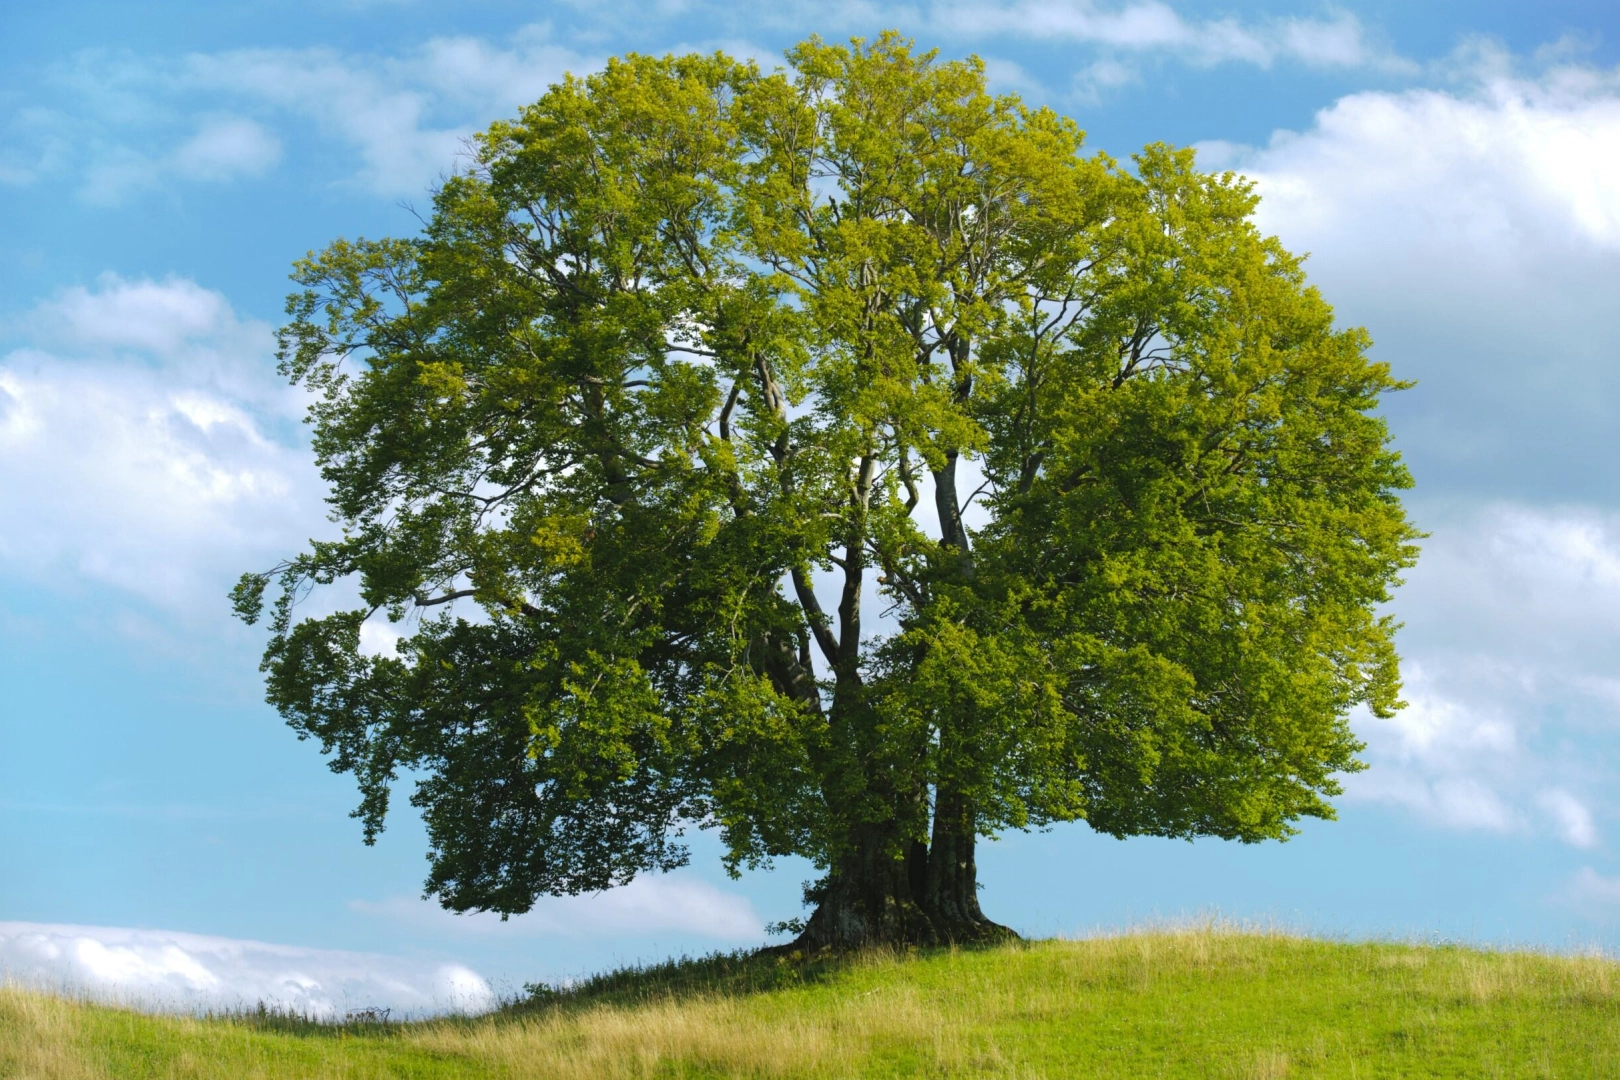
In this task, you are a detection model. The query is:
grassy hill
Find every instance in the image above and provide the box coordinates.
[5,927,1619,1078]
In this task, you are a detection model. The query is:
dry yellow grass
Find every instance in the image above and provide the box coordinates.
[0,984,99,1080]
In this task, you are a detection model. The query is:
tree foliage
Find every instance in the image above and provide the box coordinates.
[235,34,1418,948]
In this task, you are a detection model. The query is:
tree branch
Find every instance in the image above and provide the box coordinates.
[414,589,477,608]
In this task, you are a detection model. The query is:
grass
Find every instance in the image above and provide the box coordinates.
[5,926,1620,1078]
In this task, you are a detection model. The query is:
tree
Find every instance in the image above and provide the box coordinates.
[234,34,1418,951]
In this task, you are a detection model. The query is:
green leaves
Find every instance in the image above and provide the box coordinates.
[239,34,1417,920]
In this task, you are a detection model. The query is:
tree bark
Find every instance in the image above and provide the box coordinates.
[789,789,1018,951]
[922,787,1017,943]
[793,825,936,950]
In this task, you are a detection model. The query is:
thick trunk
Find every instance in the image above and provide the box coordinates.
[923,787,1017,944]
[794,826,934,951]
[790,791,1017,952]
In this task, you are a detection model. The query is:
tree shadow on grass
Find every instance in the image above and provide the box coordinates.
[492,937,1031,1020]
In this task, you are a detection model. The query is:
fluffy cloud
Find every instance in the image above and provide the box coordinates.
[1209,57,1620,502]
[76,116,282,201]
[0,922,493,1016]
[0,275,320,611]
[1342,505,1620,848]
[1539,790,1599,849]
[1234,64,1620,255]
[351,874,765,941]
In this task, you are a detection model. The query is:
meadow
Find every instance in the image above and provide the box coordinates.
[5,927,1619,1078]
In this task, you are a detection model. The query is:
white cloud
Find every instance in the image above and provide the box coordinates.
[611,0,1408,78]
[1342,504,1620,849]
[1204,58,1620,504]
[0,105,69,187]
[1348,771,1524,834]
[80,146,161,206]
[179,27,597,196]
[180,48,461,198]
[1404,505,1620,673]
[351,873,764,941]
[72,117,278,204]
[28,274,240,354]
[0,922,494,1016]
[978,56,1045,96]
[359,619,403,658]
[33,9,1412,201]
[922,2,1408,73]
[0,275,320,611]
[1239,70,1620,257]
[1073,57,1139,103]
[171,116,281,181]
[17,24,595,201]
[1539,789,1599,849]
[1347,683,1527,837]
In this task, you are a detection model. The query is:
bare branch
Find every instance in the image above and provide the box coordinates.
[414,589,477,608]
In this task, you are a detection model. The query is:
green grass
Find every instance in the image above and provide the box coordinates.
[6,927,1620,1078]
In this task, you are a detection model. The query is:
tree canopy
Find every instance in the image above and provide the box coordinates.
[234,34,1418,949]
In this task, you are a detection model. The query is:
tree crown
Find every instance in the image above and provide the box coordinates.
[236,33,1417,918]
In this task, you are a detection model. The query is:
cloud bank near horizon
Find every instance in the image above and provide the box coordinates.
[0,922,495,1017]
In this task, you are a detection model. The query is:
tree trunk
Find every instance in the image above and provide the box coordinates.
[789,791,1017,952]
[793,825,935,950]
[922,787,1017,944]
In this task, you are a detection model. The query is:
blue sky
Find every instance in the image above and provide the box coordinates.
[4,0,1620,1014]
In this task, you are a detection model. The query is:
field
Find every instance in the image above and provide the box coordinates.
[5,927,1619,1078]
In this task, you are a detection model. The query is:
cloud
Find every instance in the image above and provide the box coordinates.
[932,2,1406,72]
[1202,58,1620,504]
[79,147,162,205]
[597,0,1409,76]
[359,619,404,658]
[0,105,71,187]
[171,116,281,181]
[27,274,241,354]
[351,873,764,941]
[174,28,596,196]
[23,6,1420,203]
[0,922,493,1016]
[977,56,1045,96]
[1402,505,1620,673]
[0,275,321,611]
[1238,69,1620,256]
[1071,57,1139,103]
[1342,504,1620,848]
[73,117,283,200]
[1347,678,1527,836]
[1539,789,1599,849]
[14,24,596,202]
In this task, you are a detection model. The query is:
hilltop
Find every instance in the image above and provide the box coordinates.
[5,928,1618,1078]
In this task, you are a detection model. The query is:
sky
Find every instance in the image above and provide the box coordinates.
[3,0,1620,1016]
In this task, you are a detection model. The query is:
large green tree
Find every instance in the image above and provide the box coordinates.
[235,35,1418,950]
